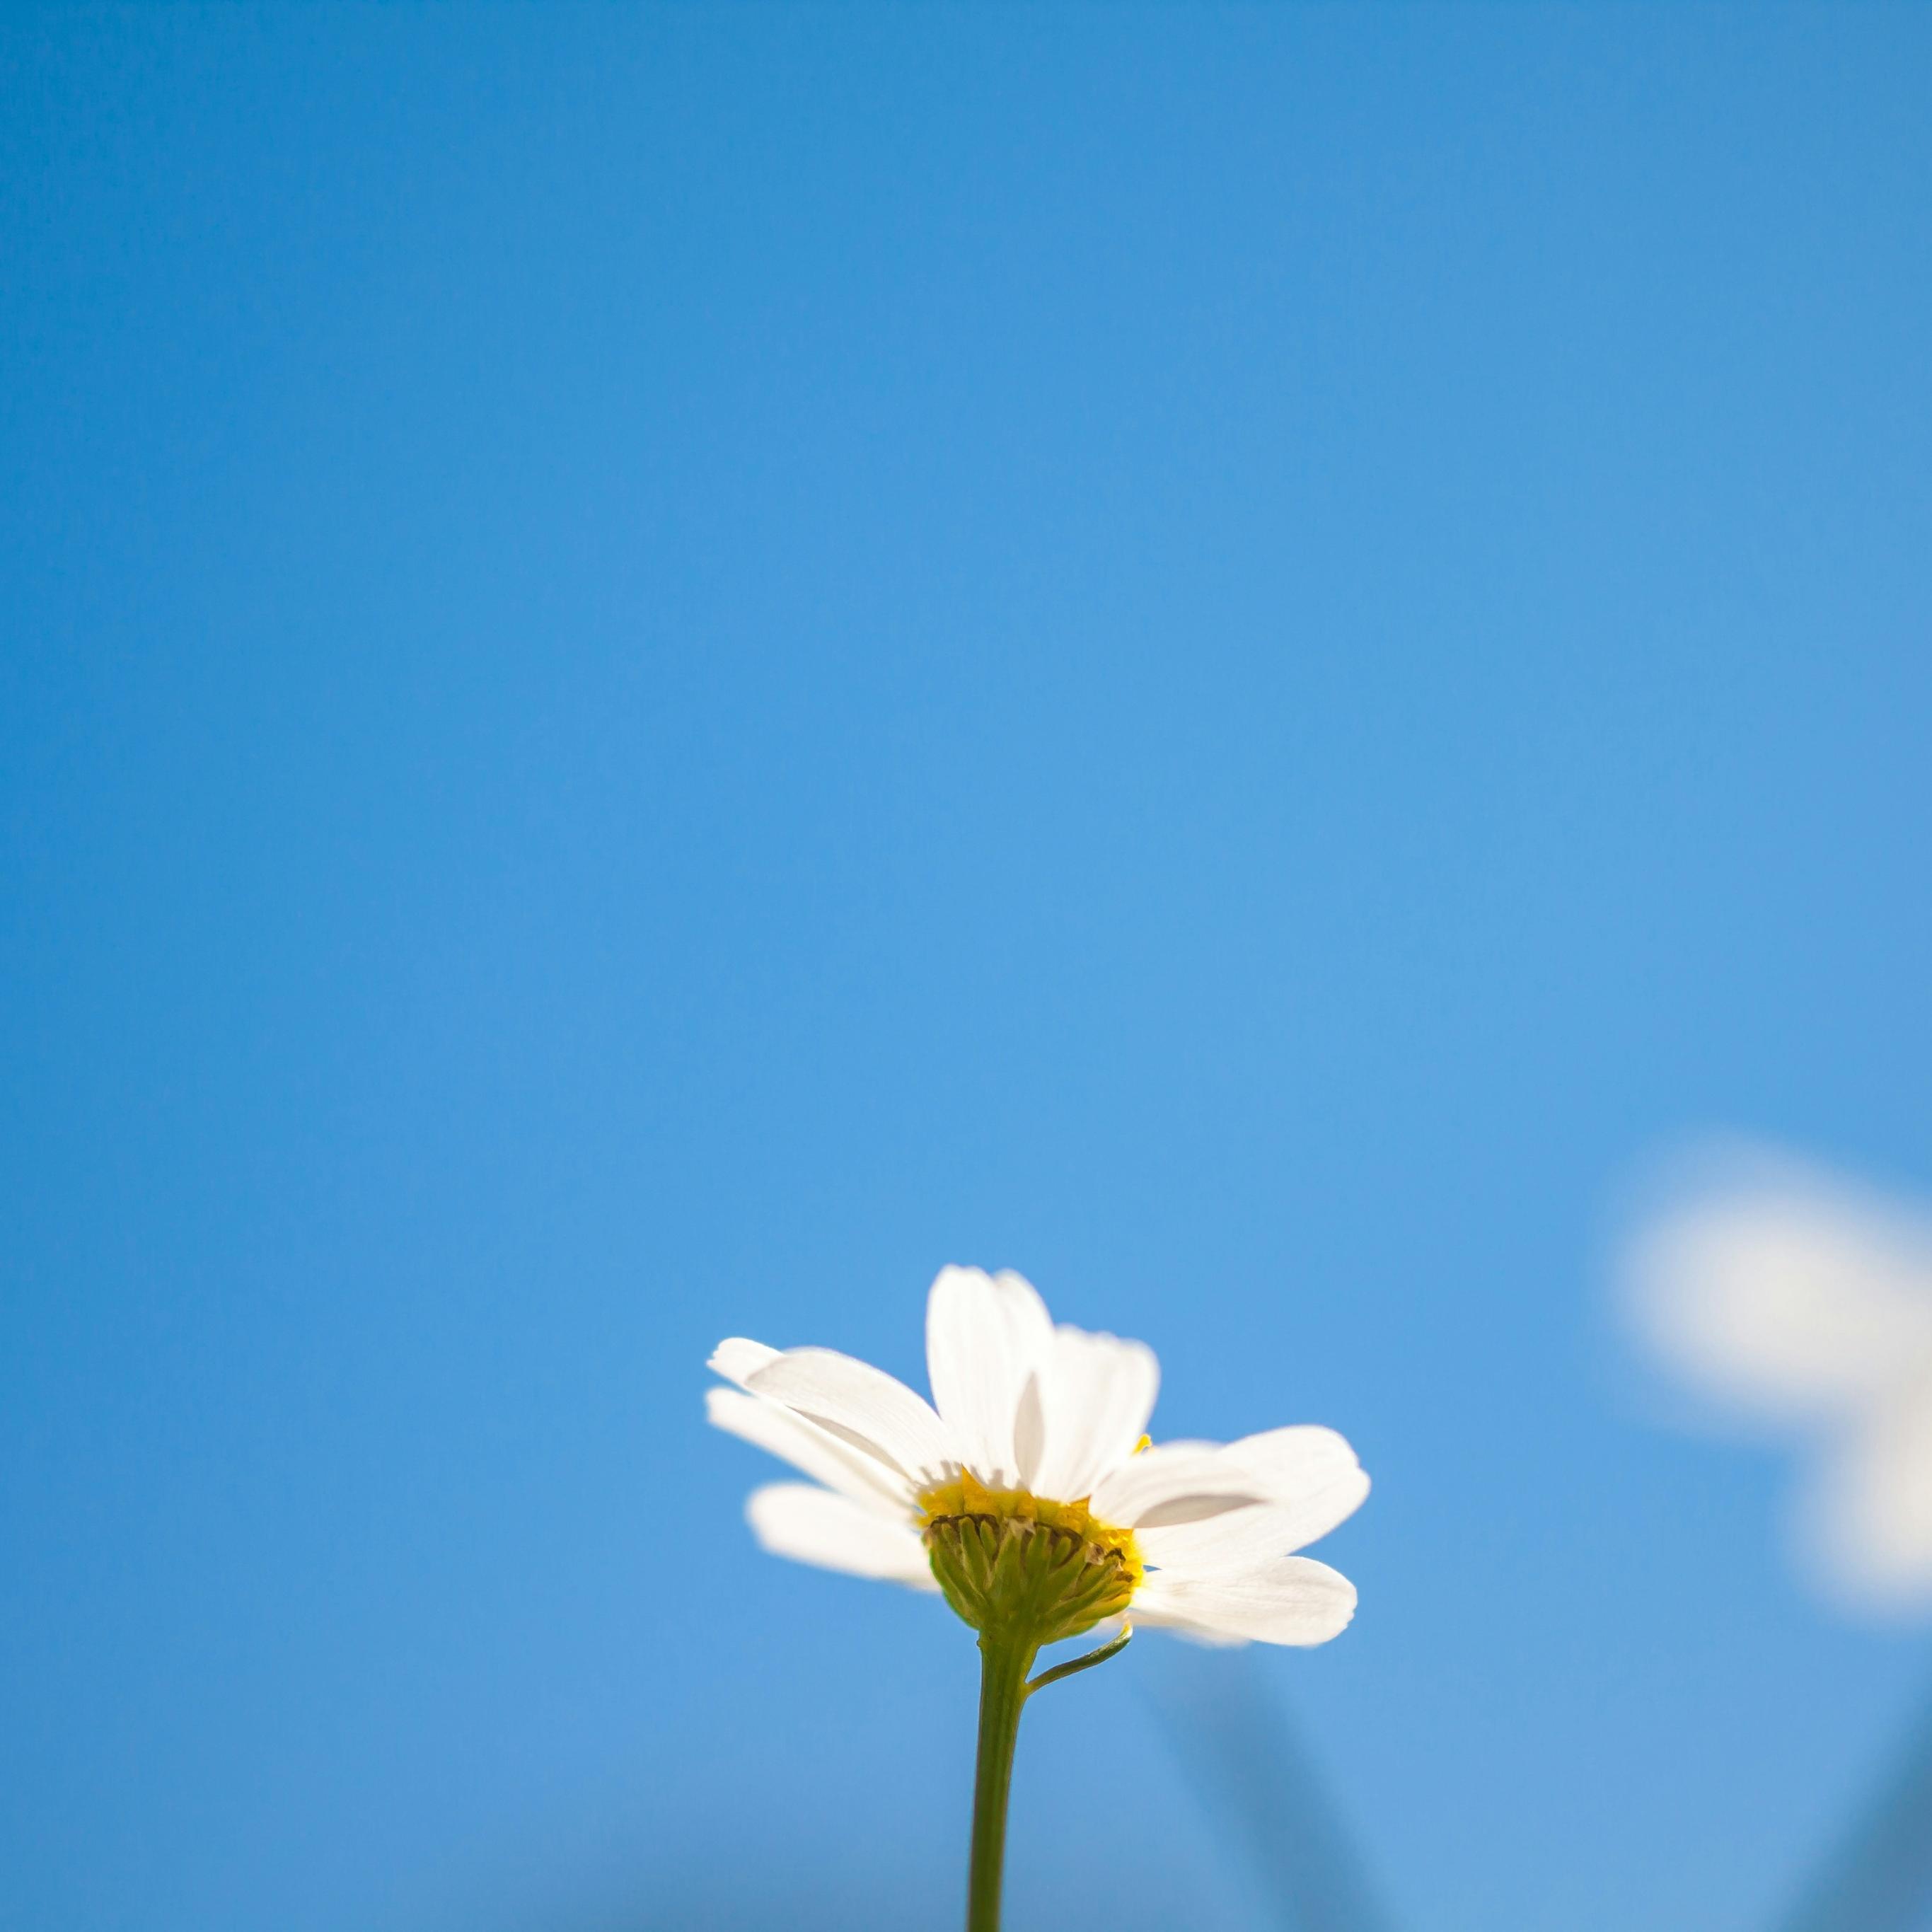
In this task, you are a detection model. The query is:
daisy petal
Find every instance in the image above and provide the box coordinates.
[1121,1604,1246,1647]
[706,1388,915,1512]
[746,1346,956,1486]
[1224,1423,1361,1493]
[1031,1325,1159,1501]
[746,1483,939,1589]
[925,1267,1055,1488]
[1140,1425,1370,1566]
[1138,1468,1370,1573]
[709,1338,781,1387]
[1133,1556,1358,1646]
[1091,1441,1254,1525]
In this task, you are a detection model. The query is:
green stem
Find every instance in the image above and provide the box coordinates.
[966,1631,1036,1932]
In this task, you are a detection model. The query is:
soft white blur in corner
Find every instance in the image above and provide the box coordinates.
[1620,1140,1932,1614]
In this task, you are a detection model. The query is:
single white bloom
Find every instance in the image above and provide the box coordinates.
[1621,1140,1932,1610]
[707,1267,1367,1647]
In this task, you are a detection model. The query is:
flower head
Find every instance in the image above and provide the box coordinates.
[707,1267,1367,1647]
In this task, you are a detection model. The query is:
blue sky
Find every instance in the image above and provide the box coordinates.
[4,7,1930,1931]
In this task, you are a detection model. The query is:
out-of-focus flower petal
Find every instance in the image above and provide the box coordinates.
[1626,1154,1932,1421]
[1624,1142,1932,1609]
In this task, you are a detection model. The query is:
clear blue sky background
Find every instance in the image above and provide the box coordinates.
[4,8,1930,1932]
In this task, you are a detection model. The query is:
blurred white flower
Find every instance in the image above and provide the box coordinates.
[1622,1141,1932,1610]
[707,1266,1367,1647]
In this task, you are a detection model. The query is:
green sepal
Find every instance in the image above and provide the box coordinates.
[926,1512,1135,1649]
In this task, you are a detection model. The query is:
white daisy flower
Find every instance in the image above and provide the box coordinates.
[707,1266,1367,1648]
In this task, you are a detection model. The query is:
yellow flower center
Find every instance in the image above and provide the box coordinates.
[917,1470,1142,1645]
